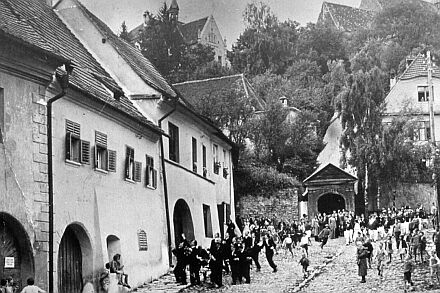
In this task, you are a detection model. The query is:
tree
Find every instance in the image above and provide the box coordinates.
[229,3,299,76]
[138,4,226,83]
[248,100,323,180]
[188,83,254,150]
[119,21,130,42]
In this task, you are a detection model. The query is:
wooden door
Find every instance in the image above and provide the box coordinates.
[0,224,20,285]
[58,227,83,293]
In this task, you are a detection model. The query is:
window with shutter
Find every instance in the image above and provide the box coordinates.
[137,230,148,251]
[125,146,134,180]
[203,204,213,237]
[95,131,108,171]
[65,120,81,163]
[81,140,90,164]
[134,161,142,182]
[152,169,157,189]
[108,150,117,172]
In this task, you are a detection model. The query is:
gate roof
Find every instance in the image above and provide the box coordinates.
[303,163,357,186]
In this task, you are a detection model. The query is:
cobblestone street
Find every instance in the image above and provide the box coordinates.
[136,230,440,293]
[301,230,440,293]
[136,237,345,293]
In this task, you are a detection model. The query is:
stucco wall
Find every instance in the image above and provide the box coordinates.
[52,95,168,291]
[0,42,61,289]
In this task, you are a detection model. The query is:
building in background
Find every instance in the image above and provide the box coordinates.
[127,0,229,67]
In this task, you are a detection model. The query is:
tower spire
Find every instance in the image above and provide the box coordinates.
[169,0,179,22]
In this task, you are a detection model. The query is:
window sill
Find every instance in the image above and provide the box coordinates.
[65,159,81,167]
[146,185,156,190]
[95,168,108,175]
[125,178,136,184]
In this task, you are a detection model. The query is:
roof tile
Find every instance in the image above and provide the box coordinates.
[320,2,375,31]
[0,0,160,132]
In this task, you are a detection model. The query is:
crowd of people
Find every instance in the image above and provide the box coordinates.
[172,202,440,290]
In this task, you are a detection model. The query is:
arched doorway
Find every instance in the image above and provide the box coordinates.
[173,199,195,245]
[106,235,121,263]
[58,224,92,293]
[317,193,346,215]
[0,213,34,289]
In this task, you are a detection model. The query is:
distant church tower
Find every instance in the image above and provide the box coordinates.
[169,0,179,22]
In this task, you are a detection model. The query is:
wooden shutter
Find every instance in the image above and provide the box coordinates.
[108,150,117,172]
[134,161,142,182]
[80,140,90,164]
[93,146,98,168]
[152,169,157,189]
[66,120,80,137]
[95,131,107,147]
[65,132,71,160]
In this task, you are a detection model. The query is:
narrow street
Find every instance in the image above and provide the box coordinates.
[301,230,439,293]
[137,237,345,292]
[136,230,440,293]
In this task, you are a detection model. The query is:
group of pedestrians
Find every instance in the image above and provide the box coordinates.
[351,204,440,291]
[172,220,279,288]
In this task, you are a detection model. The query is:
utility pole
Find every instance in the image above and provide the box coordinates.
[427,51,440,228]
[428,51,436,144]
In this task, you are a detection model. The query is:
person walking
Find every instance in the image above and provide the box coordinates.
[263,232,278,273]
[209,235,225,288]
[319,224,331,251]
[430,250,440,285]
[376,242,386,278]
[403,254,415,291]
[357,242,369,283]
[249,231,262,272]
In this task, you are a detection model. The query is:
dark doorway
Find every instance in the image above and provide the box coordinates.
[317,193,346,214]
[58,226,83,293]
[173,199,195,245]
[0,213,34,289]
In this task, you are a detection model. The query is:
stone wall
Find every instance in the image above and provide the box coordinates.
[379,182,436,211]
[236,188,299,222]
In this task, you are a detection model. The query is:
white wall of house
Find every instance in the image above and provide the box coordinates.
[52,92,168,290]
[383,77,440,143]
[56,0,235,250]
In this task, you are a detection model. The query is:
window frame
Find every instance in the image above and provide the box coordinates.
[125,146,135,181]
[168,122,180,163]
[418,85,430,102]
[65,120,82,164]
[95,131,109,171]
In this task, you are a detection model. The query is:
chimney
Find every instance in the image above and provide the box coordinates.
[279,96,288,107]
[390,77,396,89]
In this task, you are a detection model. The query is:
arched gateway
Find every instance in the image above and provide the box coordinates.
[317,193,346,214]
[0,213,34,289]
[58,223,92,293]
[173,199,195,245]
[303,163,357,218]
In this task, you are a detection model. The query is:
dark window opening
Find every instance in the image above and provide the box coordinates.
[203,204,213,238]
[169,122,179,163]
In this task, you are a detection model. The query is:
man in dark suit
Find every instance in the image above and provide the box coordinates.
[263,231,277,272]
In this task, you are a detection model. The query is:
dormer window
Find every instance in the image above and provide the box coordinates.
[418,86,429,102]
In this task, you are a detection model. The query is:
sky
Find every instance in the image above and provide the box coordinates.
[81,0,361,48]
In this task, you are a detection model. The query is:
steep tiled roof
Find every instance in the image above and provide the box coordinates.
[399,53,440,80]
[320,2,375,32]
[128,16,208,46]
[75,0,177,98]
[1,0,160,133]
[173,74,265,112]
[178,17,208,45]
[0,0,65,60]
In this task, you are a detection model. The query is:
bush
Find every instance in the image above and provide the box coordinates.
[234,163,300,197]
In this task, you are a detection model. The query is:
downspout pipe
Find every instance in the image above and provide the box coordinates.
[47,73,69,293]
[158,99,177,267]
